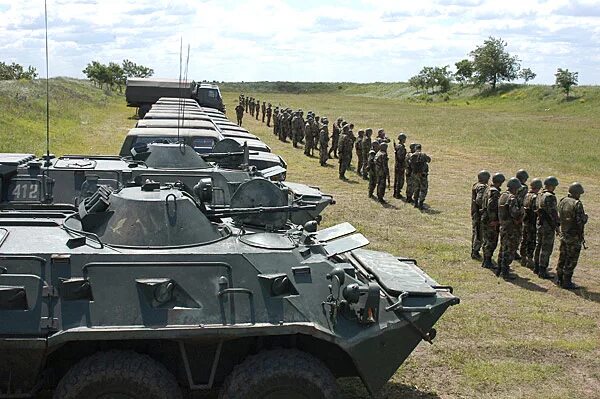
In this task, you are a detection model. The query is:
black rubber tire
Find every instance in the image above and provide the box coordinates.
[53,350,182,399]
[219,349,339,399]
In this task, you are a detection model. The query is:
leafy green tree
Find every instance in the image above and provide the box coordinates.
[470,37,520,90]
[519,67,536,84]
[0,61,38,80]
[554,68,578,98]
[410,66,452,94]
[408,75,426,93]
[454,59,473,85]
[122,59,154,78]
[107,62,125,92]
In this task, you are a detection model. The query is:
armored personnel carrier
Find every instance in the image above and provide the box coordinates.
[0,144,329,224]
[0,182,458,398]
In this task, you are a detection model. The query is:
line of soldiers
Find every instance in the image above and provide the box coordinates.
[471,170,588,288]
[238,95,273,128]
[239,94,432,210]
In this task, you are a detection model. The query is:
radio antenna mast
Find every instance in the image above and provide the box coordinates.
[177,37,183,144]
[44,0,51,166]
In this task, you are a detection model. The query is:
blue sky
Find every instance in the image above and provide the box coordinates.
[1,0,599,84]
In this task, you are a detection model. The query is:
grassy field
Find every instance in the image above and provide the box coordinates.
[2,79,599,398]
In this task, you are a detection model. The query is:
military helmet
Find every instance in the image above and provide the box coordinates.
[530,178,542,190]
[568,182,584,196]
[543,176,559,187]
[337,117,343,122]
[409,143,417,151]
[477,170,491,183]
[492,173,506,185]
[315,115,320,120]
[398,133,407,140]
[365,128,373,134]
[507,177,522,191]
[322,117,329,124]
[358,129,365,135]
[414,143,422,151]
[516,169,529,183]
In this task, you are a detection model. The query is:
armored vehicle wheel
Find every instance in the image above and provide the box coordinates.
[53,350,182,399]
[219,349,339,399]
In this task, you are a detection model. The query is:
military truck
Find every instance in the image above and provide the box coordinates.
[0,181,458,398]
[192,82,225,113]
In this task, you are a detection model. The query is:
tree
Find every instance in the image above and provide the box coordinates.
[0,61,38,80]
[554,68,578,98]
[82,59,153,91]
[470,36,520,90]
[519,68,536,84]
[408,75,425,93]
[454,59,473,85]
[121,59,154,78]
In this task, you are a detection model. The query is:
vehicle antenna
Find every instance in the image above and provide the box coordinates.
[44,0,51,166]
[177,37,183,145]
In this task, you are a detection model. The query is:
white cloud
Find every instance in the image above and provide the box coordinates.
[0,0,599,83]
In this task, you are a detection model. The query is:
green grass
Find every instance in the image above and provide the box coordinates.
[3,79,599,398]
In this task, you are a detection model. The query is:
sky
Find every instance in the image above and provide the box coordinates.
[0,0,599,84]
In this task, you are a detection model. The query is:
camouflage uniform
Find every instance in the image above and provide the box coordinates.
[393,142,407,198]
[481,186,502,264]
[497,189,524,278]
[557,195,587,286]
[266,104,272,127]
[534,190,559,277]
[249,98,255,116]
[338,127,353,179]
[304,119,314,156]
[374,145,390,202]
[291,112,305,148]
[261,102,266,123]
[272,108,279,136]
[404,144,417,202]
[312,117,321,154]
[329,119,342,159]
[408,149,431,209]
[235,103,244,127]
[255,99,260,120]
[319,122,330,166]
[280,111,291,142]
[471,181,488,258]
[361,130,372,180]
[245,97,249,113]
[355,131,364,176]
[519,190,539,267]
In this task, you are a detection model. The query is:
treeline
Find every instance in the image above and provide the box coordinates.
[82,59,154,92]
[410,37,579,98]
[0,61,38,80]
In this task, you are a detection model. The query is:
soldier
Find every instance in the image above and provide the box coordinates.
[338,125,354,179]
[312,116,321,154]
[393,133,407,199]
[355,130,364,175]
[245,97,249,113]
[481,173,506,270]
[556,182,588,289]
[304,115,314,157]
[280,109,289,142]
[496,177,524,279]
[514,169,529,260]
[261,101,266,123]
[285,109,293,141]
[376,128,389,143]
[405,143,417,203]
[519,178,543,269]
[374,142,390,203]
[347,123,355,167]
[266,103,273,127]
[255,99,260,120]
[471,170,491,260]
[329,117,343,159]
[319,118,330,166]
[272,107,279,136]
[292,110,305,148]
[248,98,253,116]
[367,141,380,198]
[235,102,244,127]
[361,128,373,180]
[533,176,560,279]
[409,144,431,210]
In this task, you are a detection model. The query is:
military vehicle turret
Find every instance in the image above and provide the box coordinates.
[0,182,458,398]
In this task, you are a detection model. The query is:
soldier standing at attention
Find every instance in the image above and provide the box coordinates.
[367,141,380,198]
[313,116,321,154]
[329,117,343,159]
[245,97,249,113]
[376,128,389,143]
[409,144,431,210]
[319,118,330,166]
[514,169,529,260]
[496,177,524,279]
[266,103,272,127]
[338,125,353,179]
[304,115,314,156]
[249,98,254,116]
[393,133,407,199]
[355,130,364,176]
[519,178,542,268]
[534,176,560,279]
[374,142,390,203]
[556,182,588,289]
[261,101,266,123]
[481,173,506,270]
[405,143,417,203]
[471,170,491,260]
[361,128,373,180]
[255,99,260,120]
[235,102,244,127]
[272,107,279,136]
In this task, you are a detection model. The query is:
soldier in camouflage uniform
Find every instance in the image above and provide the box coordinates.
[408,144,431,210]
[338,125,353,179]
[367,141,380,198]
[304,115,314,156]
[266,103,272,127]
[556,182,588,289]
[496,177,524,279]
[261,101,266,123]
[355,130,364,176]
[374,142,390,203]
[471,170,491,260]
[361,128,373,180]
[533,176,560,279]
[393,133,407,199]
[319,118,330,166]
[405,143,417,203]
[329,118,343,159]
[376,128,390,144]
[281,109,291,142]
[249,98,255,116]
[519,178,543,268]
[291,111,302,148]
[514,169,529,261]
[313,116,321,154]
[272,107,279,136]
[235,102,244,127]
[245,97,249,113]
[255,99,260,120]
[481,173,506,269]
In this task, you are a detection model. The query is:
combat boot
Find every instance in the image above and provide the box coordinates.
[537,268,551,279]
[561,275,579,290]
[520,257,528,267]
[494,259,502,277]
[554,274,563,287]
[413,200,419,208]
[471,251,482,261]
[513,252,521,261]
[482,257,494,269]
[418,200,424,211]
[533,263,540,275]
[501,267,516,280]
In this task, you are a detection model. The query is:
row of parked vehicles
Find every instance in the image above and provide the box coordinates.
[0,83,458,398]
